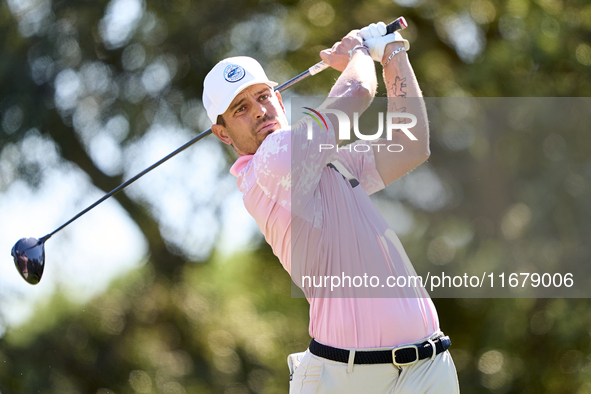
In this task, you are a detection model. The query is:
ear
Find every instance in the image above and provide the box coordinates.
[211,124,233,145]
[275,90,286,114]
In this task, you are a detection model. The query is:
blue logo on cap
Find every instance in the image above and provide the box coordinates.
[224,64,245,83]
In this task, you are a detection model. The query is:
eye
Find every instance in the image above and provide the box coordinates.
[235,105,246,114]
[259,94,270,101]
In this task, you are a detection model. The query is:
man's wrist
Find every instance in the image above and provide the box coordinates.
[348,44,370,60]
[382,42,406,65]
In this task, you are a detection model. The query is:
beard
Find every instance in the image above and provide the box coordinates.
[252,114,277,135]
[227,114,280,155]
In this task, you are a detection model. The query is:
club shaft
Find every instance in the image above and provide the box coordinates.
[40,17,407,242]
[276,17,406,91]
[38,65,307,243]
[39,128,214,242]
[275,61,330,91]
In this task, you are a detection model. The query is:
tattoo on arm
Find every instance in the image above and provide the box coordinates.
[390,104,408,126]
[392,104,408,124]
[392,103,407,113]
[390,77,407,98]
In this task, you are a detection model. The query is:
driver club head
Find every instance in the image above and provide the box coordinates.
[11,237,45,285]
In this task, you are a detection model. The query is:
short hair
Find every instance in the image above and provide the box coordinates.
[216,115,225,127]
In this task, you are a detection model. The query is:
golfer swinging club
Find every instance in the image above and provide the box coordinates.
[202,21,460,393]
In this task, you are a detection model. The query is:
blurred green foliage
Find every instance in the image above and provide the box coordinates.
[1,0,591,392]
[1,246,311,393]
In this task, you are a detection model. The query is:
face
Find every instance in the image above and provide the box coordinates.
[211,84,288,156]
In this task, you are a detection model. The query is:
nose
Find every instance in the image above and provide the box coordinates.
[253,100,267,119]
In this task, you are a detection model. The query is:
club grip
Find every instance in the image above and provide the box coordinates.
[386,17,408,34]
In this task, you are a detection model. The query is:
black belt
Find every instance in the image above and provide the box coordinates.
[309,334,451,367]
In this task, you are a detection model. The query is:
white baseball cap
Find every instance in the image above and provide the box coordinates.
[203,56,278,124]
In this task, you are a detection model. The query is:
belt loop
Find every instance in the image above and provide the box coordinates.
[427,339,437,361]
[347,350,355,373]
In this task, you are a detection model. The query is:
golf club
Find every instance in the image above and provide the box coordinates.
[11,17,408,285]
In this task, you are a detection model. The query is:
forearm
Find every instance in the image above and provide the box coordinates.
[383,43,430,152]
[329,50,377,99]
[372,43,430,186]
[382,43,430,157]
[319,45,377,144]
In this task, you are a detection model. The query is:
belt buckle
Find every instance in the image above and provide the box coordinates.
[392,345,419,368]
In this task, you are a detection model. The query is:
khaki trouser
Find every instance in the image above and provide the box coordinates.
[288,335,460,393]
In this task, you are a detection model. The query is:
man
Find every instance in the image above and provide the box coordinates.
[203,22,460,393]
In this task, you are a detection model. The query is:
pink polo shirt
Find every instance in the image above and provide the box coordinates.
[230,117,439,349]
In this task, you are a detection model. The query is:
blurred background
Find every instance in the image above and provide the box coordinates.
[1,0,590,392]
